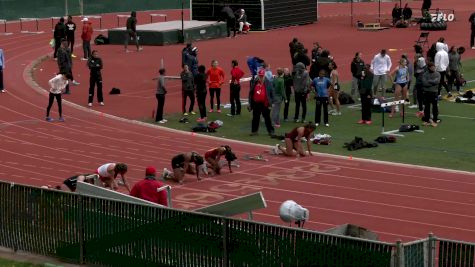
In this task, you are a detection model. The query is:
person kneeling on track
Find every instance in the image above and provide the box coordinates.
[273,123,316,157]
[95,162,130,192]
[49,174,99,191]
[162,152,205,184]
[205,145,237,175]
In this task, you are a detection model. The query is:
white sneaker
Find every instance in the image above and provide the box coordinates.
[100,102,104,106]
[161,168,171,180]
[162,119,168,122]
[88,103,92,107]
[408,104,418,109]
[328,110,336,115]
[159,120,167,124]
[271,144,280,155]
[395,106,400,112]
[81,58,88,61]
[315,123,319,127]
[325,123,330,127]
[0,89,5,93]
[472,47,475,50]
[72,80,80,86]
[331,112,341,116]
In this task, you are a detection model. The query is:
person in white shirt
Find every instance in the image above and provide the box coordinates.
[370,49,392,97]
[46,72,72,122]
[96,162,130,192]
[434,42,450,96]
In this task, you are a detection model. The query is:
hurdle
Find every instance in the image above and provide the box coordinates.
[0,19,12,35]
[381,100,424,137]
[150,13,167,23]
[381,100,405,137]
[116,14,130,27]
[19,18,44,34]
[50,17,62,30]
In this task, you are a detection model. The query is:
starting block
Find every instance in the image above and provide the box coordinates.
[242,154,268,161]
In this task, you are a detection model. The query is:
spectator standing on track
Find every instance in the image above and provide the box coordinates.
[312,70,331,127]
[206,60,225,113]
[293,48,311,68]
[283,68,293,121]
[371,49,392,97]
[87,50,104,107]
[292,62,310,123]
[181,64,195,116]
[413,45,427,117]
[447,46,462,94]
[329,61,341,116]
[229,59,245,117]
[271,68,286,127]
[80,17,93,60]
[65,15,77,57]
[95,162,130,192]
[57,39,79,94]
[220,5,236,38]
[130,167,168,206]
[0,48,4,93]
[195,65,207,122]
[350,52,365,100]
[434,42,450,97]
[470,11,475,49]
[421,62,441,127]
[421,0,431,14]
[53,17,66,59]
[182,43,192,66]
[125,11,142,52]
[46,72,72,122]
[249,69,274,136]
[154,68,167,124]
[311,42,322,63]
[358,64,373,124]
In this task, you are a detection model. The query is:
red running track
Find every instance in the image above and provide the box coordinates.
[1,1,475,243]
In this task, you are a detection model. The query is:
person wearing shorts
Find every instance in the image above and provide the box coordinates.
[329,61,341,116]
[162,152,204,184]
[274,123,316,157]
[60,174,99,192]
[96,162,130,192]
[204,145,236,175]
[390,58,410,117]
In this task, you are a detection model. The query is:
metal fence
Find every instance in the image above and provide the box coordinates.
[0,0,189,21]
[1,181,475,267]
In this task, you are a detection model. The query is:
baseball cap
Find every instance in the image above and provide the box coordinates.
[81,17,89,22]
[258,69,265,76]
[145,166,156,176]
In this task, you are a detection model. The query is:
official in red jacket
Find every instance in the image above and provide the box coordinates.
[80,18,93,60]
[130,167,168,206]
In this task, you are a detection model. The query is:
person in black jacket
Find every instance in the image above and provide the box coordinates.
[283,68,293,121]
[87,50,103,107]
[57,39,79,94]
[220,5,236,37]
[125,11,142,52]
[421,0,431,14]
[65,15,76,56]
[351,52,365,98]
[470,11,475,49]
[358,64,373,124]
[53,17,66,59]
[195,65,207,122]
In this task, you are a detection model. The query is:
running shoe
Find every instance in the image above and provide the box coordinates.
[58,117,65,122]
[160,168,172,180]
[100,102,104,106]
[357,120,365,124]
[88,103,92,107]
[325,123,330,127]
[183,112,189,116]
[190,111,196,115]
[46,117,54,122]
[217,109,222,113]
[365,120,372,125]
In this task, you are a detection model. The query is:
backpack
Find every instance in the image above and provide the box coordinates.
[253,83,267,103]
[94,34,109,45]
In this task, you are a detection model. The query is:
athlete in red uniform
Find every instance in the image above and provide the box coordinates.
[204,145,236,174]
[275,123,316,157]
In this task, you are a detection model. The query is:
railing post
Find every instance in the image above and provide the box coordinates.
[427,233,435,267]
[222,218,228,267]
[78,194,84,264]
[395,239,403,267]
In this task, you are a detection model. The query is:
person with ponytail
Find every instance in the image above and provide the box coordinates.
[162,152,205,184]
[273,123,316,157]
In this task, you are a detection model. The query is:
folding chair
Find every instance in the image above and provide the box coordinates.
[415,32,429,50]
